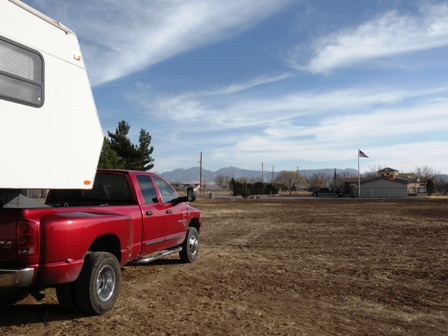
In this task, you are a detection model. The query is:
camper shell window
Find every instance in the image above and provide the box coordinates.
[0,36,44,107]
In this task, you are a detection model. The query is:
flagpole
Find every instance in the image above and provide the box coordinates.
[357,149,369,197]
[358,149,360,197]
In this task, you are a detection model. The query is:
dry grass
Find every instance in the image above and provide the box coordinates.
[1,197,447,335]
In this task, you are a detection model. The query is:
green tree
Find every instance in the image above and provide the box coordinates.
[98,121,154,171]
[426,178,435,196]
[97,137,125,169]
[134,128,155,171]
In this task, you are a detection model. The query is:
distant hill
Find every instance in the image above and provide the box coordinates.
[159,166,359,183]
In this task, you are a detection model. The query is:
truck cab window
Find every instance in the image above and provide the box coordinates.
[137,175,158,204]
[153,177,177,203]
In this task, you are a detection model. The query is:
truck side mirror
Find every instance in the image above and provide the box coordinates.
[186,187,196,202]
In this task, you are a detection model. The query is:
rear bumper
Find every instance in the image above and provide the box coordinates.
[0,268,34,288]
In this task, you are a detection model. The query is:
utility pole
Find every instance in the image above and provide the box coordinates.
[199,151,202,194]
[261,162,264,195]
[296,166,300,194]
[261,162,264,183]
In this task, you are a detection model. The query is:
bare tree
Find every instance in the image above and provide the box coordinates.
[435,175,448,194]
[415,166,439,183]
[236,176,249,184]
[306,172,330,191]
[249,177,262,183]
[331,170,353,189]
[214,174,231,188]
[274,170,304,195]
[364,164,384,178]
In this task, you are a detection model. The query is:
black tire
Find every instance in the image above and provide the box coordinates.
[75,252,121,315]
[179,227,199,263]
[56,282,80,313]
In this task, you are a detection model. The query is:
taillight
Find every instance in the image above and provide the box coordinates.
[17,220,39,255]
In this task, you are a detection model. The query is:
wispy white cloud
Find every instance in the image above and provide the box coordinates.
[362,141,448,173]
[197,73,293,97]
[139,82,448,131]
[28,0,292,86]
[209,133,448,174]
[288,3,448,73]
[130,72,296,125]
[147,83,448,171]
[304,101,448,142]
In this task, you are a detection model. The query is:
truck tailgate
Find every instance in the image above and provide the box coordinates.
[0,210,18,263]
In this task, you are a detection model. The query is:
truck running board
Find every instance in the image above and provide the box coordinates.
[130,246,182,264]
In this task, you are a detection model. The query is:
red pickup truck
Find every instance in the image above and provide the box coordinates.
[0,169,201,315]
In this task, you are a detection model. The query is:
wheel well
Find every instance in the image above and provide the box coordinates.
[189,217,201,233]
[89,234,121,262]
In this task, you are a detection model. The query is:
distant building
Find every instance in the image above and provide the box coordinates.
[345,167,427,198]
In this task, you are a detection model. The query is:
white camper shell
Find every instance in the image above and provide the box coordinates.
[0,0,103,189]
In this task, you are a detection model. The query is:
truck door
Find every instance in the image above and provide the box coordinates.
[136,175,168,255]
[152,177,187,247]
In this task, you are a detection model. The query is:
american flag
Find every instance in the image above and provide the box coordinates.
[358,149,369,158]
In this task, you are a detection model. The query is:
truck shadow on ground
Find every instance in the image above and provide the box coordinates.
[0,303,83,326]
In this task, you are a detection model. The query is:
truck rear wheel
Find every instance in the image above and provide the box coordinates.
[179,227,199,263]
[75,252,121,315]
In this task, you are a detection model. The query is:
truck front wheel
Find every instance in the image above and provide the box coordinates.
[179,227,199,263]
[75,252,121,315]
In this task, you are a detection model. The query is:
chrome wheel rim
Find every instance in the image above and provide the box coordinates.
[189,234,199,256]
[96,264,116,302]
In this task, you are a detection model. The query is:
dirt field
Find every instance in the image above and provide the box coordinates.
[1,197,447,335]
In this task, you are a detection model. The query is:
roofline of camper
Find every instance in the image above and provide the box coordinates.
[9,0,74,35]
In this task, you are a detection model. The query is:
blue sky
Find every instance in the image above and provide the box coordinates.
[24,0,448,174]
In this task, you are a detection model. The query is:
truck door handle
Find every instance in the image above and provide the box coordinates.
[166,210,172,214]
[146,211,153,216]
